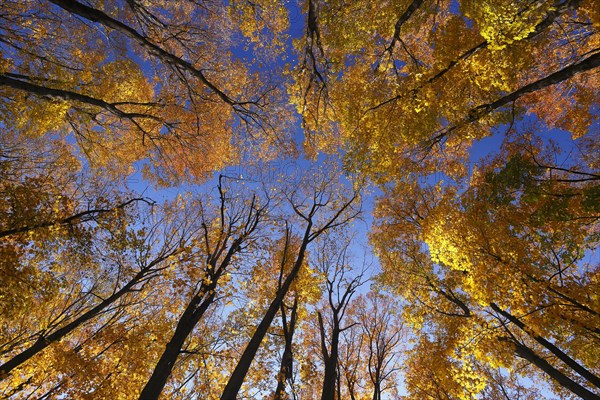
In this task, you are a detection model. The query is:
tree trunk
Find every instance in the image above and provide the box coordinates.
[491,303,600,389]
[220,227,311,400]
[320,328,339,400]
[512,340,599,400]
[318,309,340,400]
[138,288,216,399]
[372,372,381,400]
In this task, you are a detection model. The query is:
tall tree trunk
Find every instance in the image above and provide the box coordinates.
[140,181,265,399]
[512,340,599,400]
[320,328,339,400]
[274,298,298,400]
[138,289,216,399]
[318,311,340,400]
[220,226,311,400]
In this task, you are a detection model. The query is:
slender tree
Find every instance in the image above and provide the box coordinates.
[359,292,404,400]
[314,236,367,400]
[139,177,270,399]
[220,166,362,399]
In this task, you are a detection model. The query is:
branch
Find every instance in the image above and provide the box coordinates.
[0,73,162,122]
[490,302,600,389]
[0,197,154,238]
[47,0,242,108]
[426,50,600,149]
[382,0,425,57]
[368,0,581,112]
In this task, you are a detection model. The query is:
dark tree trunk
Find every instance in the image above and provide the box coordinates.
[138,289,216,399]
[318,311,340,400]
[512,340,599,400]
[274,298,298,400]
[320,328,339,400]
[220,227,311,400]
[140,180,265,399]
[372,373,381,400]
[220,188,359,400]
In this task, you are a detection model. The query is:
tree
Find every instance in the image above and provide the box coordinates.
[358,292,404,400]
[273,293,300,400]
[220,164,362,399]
[0,198,176,378]
[1,0,293,184]
[291,0,599,181]
[0,131,185,389]
[139,177,270,399]
[0,171,200,397]
[372,125,599,398]
[218,229,322,400]
[2,0,599,398]
[253,232,321,400]
[337,308,366,400]
[313,234,367,400]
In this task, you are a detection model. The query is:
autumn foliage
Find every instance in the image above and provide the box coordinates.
[1,0,599,399]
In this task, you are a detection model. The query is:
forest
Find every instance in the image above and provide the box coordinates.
[0,0,599,399]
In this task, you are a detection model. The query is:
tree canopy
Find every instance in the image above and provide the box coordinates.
[1,0,598,399]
